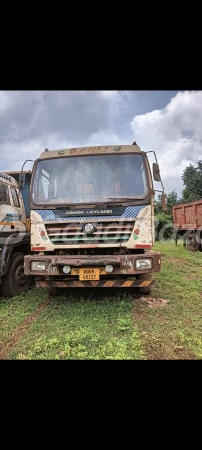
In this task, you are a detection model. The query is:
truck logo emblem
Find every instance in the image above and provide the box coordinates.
[83,223,96,235]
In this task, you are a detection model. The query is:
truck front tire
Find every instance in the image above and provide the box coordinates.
[0,252,32,298]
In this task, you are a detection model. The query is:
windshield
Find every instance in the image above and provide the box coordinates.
[32,154,148,205]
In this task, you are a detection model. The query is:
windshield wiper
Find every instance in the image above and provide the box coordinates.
[94,197,141,206]
[108,197,141,201]
[40,197,141,209]
[53,205,71,209]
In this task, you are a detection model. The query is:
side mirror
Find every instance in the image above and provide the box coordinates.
[153,163,161,182]
[19,172,26,190]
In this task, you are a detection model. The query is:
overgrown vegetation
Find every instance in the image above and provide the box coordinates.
[154,160,202,240]
[155,212,173,240]
[1,241,202,359]
[154,191,178,240]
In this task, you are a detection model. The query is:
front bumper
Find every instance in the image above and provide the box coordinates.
[24,251,161,277]
[35,278,155,288]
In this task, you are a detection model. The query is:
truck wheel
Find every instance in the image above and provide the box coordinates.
[47,287,62,297]
[186,232,200,251]
[138,273,152,295]
[0,252,32,298]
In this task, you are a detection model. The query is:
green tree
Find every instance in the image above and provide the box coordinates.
[154,190,182,240]
[155,212,173,240]
[181,162,202,202]
[154,190,181,216]
[166,190,181,215]
[154,194,162,215]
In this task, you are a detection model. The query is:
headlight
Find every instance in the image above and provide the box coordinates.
[105,264,114,273]
[136,259,152,269]
[31,261,45,271]
[63,265,71,274]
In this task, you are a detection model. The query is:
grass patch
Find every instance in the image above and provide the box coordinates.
[132,241,202,359]
[0,288,47,342]
[1,241,202,359]
[9,295,144,360]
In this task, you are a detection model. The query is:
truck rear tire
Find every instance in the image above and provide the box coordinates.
[0,252,32,298]
[186,232,200,251]
[138,273,152,295]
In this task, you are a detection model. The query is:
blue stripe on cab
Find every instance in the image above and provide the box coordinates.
[35,206,145,221]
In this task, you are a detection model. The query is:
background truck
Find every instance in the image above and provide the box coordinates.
[24,143,165,296]
[0,171,32,297]
[173,200,202,251]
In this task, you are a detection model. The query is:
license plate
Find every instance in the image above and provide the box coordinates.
[71,268,106,278]
[79,268,100,281]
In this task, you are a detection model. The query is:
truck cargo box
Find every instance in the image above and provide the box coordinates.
[173,200,202,230]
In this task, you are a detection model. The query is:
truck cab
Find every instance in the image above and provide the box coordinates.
[0,171,32,297]
[24,144,164,296]
[0,172,27,234]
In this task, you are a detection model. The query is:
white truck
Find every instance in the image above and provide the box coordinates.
[0,171,32,297]
[24,143,166,296]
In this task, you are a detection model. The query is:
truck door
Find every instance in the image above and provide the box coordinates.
[10,186,27,231]
[0,182,12,236]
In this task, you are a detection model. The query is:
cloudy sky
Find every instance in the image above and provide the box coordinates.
[1,90,201,196]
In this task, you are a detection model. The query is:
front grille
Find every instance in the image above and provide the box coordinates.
[45,221,134,245]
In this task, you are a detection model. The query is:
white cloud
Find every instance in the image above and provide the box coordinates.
[0,129,124,174]
[0,90,123,172]
[0,91,13,112]
[99,91,118,100]
[85,130,126,147]
[2,90,202,199]
[130,90,202,195]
